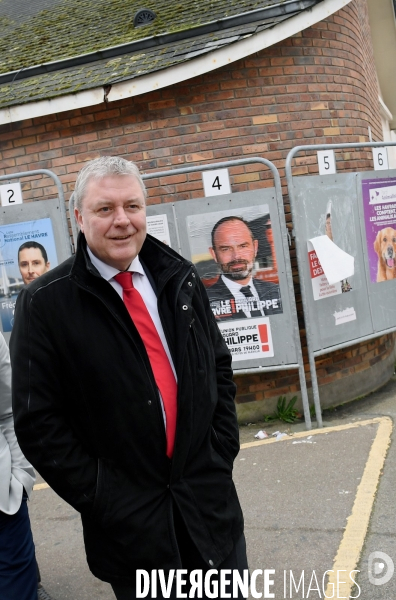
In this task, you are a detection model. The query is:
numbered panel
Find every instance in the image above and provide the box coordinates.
[292,174,373,352]
[0,199,72,343]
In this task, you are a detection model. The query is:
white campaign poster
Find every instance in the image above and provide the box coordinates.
[146,214,171,247]
[309,235,354,285]
[216,317,274,361]
[307,241,341,301]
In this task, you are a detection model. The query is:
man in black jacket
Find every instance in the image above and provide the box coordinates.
[10,157,247,599]
[207,216,282,321]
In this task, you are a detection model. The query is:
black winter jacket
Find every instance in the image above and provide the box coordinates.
[10,233,244,584]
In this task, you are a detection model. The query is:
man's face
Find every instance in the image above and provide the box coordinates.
[75,174,147,271]
[18,248,50,285]
[209,220,258,284]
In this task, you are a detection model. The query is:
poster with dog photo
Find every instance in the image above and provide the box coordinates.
[362,177,396,283]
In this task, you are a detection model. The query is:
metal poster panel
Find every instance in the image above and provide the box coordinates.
[357,170,396,332]
[145,203,179,252]
[0,199,72,342]
[173,188,298,369]
[292,174,373,352]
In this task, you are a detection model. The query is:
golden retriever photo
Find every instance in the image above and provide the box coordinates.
[374,226,396,282]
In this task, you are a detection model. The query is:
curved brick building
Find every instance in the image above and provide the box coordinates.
[0,0,395,420]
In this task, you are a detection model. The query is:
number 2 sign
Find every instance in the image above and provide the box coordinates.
[202,169,231,197]
[0,182,23,206]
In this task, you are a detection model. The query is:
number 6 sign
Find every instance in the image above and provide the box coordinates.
[373,148,389,171]
[202,168,231,197]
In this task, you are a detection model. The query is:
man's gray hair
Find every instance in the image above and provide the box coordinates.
[73,156,147,211]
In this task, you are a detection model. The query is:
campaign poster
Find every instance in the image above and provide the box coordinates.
[361,177,396,283]
[186,205,281,360]
[146,214,171,247]
[307,241,342,300]
[217,318,274,361]
[0,218,58,332]
[307,198,354,301]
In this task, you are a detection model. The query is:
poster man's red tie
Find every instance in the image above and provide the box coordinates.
[114,272,177,458]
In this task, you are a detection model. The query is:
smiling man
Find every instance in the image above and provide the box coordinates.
[207,216,282,320]
[17,241,50,286]
[10,156,246,600]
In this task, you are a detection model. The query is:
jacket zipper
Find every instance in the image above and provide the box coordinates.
[156,266,194,481]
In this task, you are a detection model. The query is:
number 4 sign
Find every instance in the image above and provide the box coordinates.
[202,168,231,197]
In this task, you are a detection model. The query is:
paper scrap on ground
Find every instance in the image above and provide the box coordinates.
[272,431,288,440]
[309,235,354,285]
[254,430,269,439]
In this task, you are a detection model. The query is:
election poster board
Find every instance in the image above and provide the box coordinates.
[292,173,373,352]
[166,188,298,370]
[0,218,58,332]
[292,170,396,353]
[0,198,72,343]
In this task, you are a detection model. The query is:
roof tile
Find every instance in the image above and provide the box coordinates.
[0,0,318,110]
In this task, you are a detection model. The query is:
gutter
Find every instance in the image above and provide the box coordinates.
[0,0,319,85]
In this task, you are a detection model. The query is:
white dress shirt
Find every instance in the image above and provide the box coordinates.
[220,274,264,318]
[87,247,177,425]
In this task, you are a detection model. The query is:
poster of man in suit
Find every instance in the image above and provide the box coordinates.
[0,218,57,333]
[187,205,282,320]
[186,205,283,361]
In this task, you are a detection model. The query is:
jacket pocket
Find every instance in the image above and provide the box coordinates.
[211,427,233,467]
[92,459,109,524]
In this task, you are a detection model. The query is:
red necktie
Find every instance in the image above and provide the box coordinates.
[114,272,177,458]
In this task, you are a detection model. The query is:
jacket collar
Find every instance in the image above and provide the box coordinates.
[71,232,190,294]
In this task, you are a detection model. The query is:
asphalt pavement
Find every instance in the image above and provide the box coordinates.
[30,375,396,600]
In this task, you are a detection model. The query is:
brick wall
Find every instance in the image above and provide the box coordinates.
[0,0,393,417]
[234,333,395,406]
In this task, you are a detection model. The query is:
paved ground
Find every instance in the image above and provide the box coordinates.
[30,376,396,599]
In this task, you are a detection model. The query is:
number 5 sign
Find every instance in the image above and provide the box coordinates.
[317,150,336,175]
[202,168,231,197]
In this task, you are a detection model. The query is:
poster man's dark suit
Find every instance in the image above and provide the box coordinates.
[207,276,282,320]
